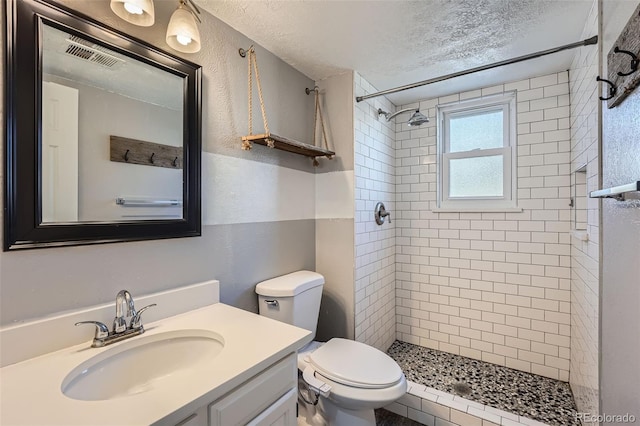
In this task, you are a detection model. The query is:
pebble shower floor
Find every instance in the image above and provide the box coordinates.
[387,341,580,426]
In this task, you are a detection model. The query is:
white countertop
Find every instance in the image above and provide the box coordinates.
[0,303,312,426]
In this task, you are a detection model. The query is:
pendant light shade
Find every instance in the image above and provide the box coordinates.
[166,2,201,54]
[110,0,155,27]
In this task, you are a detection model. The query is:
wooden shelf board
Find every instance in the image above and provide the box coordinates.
[242,133,335,158]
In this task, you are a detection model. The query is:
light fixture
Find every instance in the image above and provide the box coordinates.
[166,0,202,54]
[110,0,155,27]
[378,107,429,127]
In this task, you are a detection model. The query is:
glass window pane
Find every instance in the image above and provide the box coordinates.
[449,110,503,152]
[449,155,503,198]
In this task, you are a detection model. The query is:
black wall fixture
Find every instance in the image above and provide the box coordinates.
[596,76,617,101]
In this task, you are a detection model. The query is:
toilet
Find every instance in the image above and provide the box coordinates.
[256,270,407,426]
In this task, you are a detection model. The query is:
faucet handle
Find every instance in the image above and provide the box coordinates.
[75,321,109,339]
[113,316,127,334]
[130,304,157,330]
[374,202,391,225]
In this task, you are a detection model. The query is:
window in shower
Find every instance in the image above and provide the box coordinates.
[436,92,518,211]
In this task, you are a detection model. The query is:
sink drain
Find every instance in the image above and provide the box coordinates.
[453,382,472,396]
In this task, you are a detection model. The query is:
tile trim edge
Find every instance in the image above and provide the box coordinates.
[385,380,552,426]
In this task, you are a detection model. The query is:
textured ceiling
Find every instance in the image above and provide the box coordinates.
[199,0,594,105]
[43,21,183,110]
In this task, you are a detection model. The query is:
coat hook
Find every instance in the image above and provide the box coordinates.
[150,153,155,164]
[614,46,639,77]
[173,156,178,167]
[596,76,616,101]
[124,149,129,162]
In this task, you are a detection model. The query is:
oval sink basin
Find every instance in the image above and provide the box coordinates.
[61,329,224,401]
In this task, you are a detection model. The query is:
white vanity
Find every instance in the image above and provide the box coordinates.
[0,281,312,425]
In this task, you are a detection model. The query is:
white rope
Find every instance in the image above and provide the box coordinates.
[251,49,274,147]
[317,94,329,151]
[244,47,274,149]
[248,49,252,135]
[312,91,318,148]
[312,88,329,152]
[243,46,253,150]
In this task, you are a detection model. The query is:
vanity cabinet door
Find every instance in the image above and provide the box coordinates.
[208,354,296,426]
[246,388,297,426]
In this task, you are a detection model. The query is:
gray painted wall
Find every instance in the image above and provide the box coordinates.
[315,72,355,173]
[313,72,356,341]
[0,1,318,325]
[600,0,640,421]
[316,218,355,341]
[1,221,315,324]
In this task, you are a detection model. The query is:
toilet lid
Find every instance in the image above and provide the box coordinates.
[308,338,403,389]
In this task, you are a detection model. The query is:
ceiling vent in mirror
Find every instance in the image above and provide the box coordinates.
[65,36,125,68]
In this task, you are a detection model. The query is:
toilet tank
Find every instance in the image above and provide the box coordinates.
[255,271,324,338]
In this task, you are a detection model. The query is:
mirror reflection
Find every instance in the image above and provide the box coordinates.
[41,24,185,223]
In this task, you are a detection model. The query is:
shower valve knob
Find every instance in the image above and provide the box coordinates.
[375,202,391,225]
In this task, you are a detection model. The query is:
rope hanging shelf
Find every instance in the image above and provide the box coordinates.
[240,47,335,166]
[241,133,335,158]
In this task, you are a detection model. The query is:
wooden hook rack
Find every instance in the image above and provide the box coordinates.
[604,3,640,108]
[110,135,183,169]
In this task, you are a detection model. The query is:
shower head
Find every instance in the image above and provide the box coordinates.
[377,107,429,126]
[407,110,429,127]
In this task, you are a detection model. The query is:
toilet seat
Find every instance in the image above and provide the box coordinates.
[307,338,403,389]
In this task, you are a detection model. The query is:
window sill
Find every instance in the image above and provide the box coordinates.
[431,207,523,213]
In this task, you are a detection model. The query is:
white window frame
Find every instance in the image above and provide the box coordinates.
[436,92,519,212]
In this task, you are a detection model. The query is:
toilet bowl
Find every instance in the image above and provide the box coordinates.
[298,338,407,425]
[256,271,407,426]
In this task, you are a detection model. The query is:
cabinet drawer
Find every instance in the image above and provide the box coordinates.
[209,353,297,426]
[247,388,296,426]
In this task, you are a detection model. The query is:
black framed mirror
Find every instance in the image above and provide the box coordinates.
[4,0,202,250]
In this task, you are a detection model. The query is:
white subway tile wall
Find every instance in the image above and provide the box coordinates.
[395,72,572,381]
[354,72,397,351]
[568,0,599,416]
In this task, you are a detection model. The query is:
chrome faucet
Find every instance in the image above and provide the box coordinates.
[113,290,136,333]
[75,290,156,348]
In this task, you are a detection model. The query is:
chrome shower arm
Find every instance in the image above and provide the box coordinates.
[378,107,418,122]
